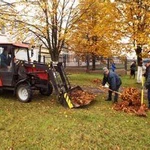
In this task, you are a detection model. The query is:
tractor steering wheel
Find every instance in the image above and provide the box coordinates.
[15,59,22,66]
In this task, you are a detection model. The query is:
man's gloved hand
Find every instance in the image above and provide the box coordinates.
[7,66,11,70]
[104,84,109,88]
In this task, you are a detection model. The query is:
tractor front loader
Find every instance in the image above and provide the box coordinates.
[48,62,94,108]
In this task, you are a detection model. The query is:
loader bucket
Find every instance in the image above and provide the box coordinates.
[58,86,95,108]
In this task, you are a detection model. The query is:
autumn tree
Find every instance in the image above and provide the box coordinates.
[0,1,15,33]
[116,0,150,83]
[68,0,122,70]
[0,0,81,61]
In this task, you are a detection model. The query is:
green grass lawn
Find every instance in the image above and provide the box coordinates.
[0,72,150,149]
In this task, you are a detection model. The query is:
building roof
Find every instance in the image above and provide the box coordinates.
[0,42,29,49]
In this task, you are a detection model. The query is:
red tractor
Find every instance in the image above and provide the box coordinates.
[0,43,65,102]
[0,43,94,108]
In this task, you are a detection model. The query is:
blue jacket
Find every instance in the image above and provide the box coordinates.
[111,63,116,72]
[144,66,150,89]
[102,71,122,91]
[0,53,9,67]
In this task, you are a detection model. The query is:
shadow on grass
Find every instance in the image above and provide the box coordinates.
[0,90,17,101]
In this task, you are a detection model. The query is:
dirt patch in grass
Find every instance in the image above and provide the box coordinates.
[82,86,103,94]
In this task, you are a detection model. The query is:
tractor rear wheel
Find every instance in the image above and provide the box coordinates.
[17,84,32,102]
[39,82,53,96]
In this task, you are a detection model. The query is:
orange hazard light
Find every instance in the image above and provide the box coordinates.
[0,79,2,86]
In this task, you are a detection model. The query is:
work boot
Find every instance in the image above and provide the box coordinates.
[113,100,118,103]
[105,98,112,101]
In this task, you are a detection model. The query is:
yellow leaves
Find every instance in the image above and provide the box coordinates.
[68,0,122,57]
[120,0,150,48]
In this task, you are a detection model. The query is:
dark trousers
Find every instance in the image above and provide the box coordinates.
[108,85,120,102]
[147,89,150,108]
[130,70,135,78]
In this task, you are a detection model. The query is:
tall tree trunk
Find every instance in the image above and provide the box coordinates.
[50,48,59,62]
[107,58,110,69]
[86,54,90,73]
[92,54,96,70]
[124,57,127,75]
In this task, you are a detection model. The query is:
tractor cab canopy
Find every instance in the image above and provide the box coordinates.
[0,43,29,49]
[0,43,31,67]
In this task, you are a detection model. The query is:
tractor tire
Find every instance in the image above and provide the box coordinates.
[16,84,32,102]
[39,82,53,96]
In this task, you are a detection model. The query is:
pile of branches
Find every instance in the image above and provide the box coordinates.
[69,88,96,107]
[113,87,148,117]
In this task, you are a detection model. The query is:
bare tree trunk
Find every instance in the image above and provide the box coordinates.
[124,57,127,75]
[86,54,90,73]
[92,54,96,70]
[107,58,110,70]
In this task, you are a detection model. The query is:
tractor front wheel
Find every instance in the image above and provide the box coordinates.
[17,84,32,102]
[39,82,53,96]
